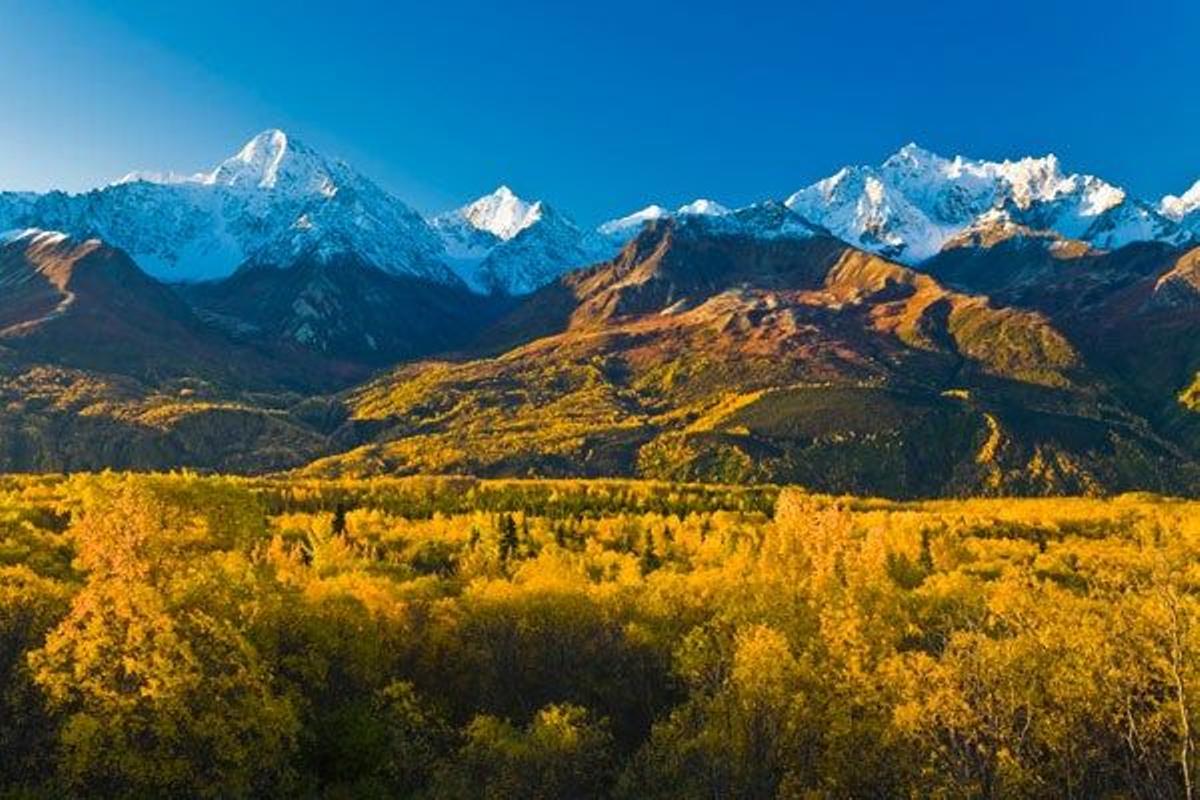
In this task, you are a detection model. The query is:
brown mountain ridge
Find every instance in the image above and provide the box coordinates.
[1,221,1198,496]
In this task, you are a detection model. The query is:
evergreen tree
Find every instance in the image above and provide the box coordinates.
[639,530,661,576]
[499,514,519,563]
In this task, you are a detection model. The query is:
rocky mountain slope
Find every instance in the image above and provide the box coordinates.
[179,247,503,365]
[0,229,282,384]
[924,228,1200,453]
[306,220,1198,496]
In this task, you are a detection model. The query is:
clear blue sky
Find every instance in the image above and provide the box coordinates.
[0,0,1197,223]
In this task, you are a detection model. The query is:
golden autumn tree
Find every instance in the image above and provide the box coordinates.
[27,477,298,797]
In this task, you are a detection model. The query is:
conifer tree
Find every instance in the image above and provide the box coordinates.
[640,530,661,575]
[498,514,519,563]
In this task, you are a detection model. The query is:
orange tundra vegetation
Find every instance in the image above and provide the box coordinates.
[0,472,1198,798]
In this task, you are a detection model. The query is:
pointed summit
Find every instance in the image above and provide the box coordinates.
[885,141,945,166]
[207,128,292,188]
[6,128,450,282]
[460,186,543,240]
[200,128,342,196]
[431,186,610,295]
[111,129,340,195]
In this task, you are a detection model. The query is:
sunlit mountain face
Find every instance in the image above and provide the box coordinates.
[0,130,1198,493]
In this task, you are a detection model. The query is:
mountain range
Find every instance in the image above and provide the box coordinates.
[1,130,1199,496]
[5,130,1197,292]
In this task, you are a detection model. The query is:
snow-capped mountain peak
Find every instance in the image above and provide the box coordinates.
[1,130,451,283]
[989,155,1067,207]
[459,185,543,240]
[207,129,304,190]
[677,198,730,217]
[880,142,945,174]
[114,129,342,197]
[5,132,1197,297]
[598,205,670,237]
[785,143,1183,261]
[431,187,614,295]
[1162,179,1200,222]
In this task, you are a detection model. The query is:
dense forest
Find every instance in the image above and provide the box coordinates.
[1,473,1199,798]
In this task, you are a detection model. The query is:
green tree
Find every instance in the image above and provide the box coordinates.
[498,514,519,563]
[621,624,822,799]
[433,704,615,800]
[0,566,71,790]
[639,529,662,576]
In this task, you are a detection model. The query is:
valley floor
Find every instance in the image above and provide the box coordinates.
[2,474,1199,797]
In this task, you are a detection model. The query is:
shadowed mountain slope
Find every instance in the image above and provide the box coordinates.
[0,231,337,471]
[179,248,507,367]
[0,230,292,387]
[924,231,1200,453]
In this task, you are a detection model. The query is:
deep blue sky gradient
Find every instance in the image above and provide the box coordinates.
[0,0,1197,223]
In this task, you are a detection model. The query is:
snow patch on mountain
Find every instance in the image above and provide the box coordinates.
[601,200,823,246]
[598,205,671,239]
[459,186,543,240]
[114,170,207,186]
[717,201,825,239]
[0,228,71,247]
[677,198,731,217]
[1162,180,1200,236]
